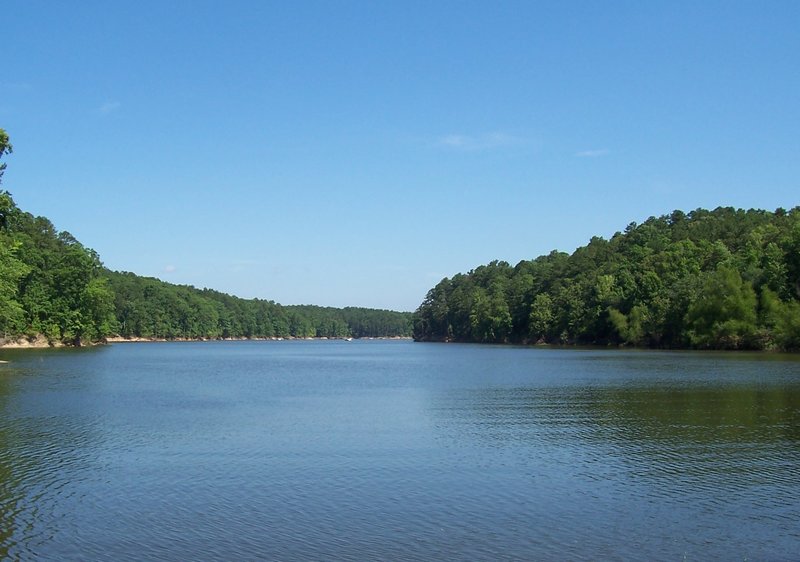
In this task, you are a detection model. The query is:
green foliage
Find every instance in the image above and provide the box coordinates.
[413,206,800,351]
[1,128,14,231]
[0,237,29,334]
[760,288,800,350]
[5,199,116,343]
[0,128,11,188]
[685,266,758,349]
[774,301,800,350]
[528,293,554,341]
[104,271,412,340]
[83,278,118,339]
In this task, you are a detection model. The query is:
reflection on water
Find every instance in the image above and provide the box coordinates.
[0,353,105,560]
[1,342,799,560]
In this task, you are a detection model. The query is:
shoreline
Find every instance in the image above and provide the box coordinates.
[0,335,68,349]
[1,335,412,349]
[105,336,412,343]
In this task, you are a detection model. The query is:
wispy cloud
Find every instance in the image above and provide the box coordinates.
[436,132,524,151]
[98,101,121,115]
[164,265,177,273]
[231,259,260,273]
[576,148,610,158]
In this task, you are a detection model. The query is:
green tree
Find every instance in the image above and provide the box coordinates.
[685,266,758,349]
[0,129,12,230]
[0,131,29,335]
[0,129,11,183]
[0,238,29,335]
[528,293,554,342]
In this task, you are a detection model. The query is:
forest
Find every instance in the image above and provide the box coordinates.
[107,270,411,340]
[0,129,411,344]
[413,207,800,350]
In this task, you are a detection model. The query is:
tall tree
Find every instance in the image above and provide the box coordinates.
[0,128,13,229]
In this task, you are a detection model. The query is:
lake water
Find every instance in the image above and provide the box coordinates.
[1,341,799,560]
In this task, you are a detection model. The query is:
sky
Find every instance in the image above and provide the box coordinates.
[3,1,799,311]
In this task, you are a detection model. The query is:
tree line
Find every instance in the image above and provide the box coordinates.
[413,207,800,350]
[0,129,411,344]
[107,271,411,340]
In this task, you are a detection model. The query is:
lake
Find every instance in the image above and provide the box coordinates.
[1,340,799,560]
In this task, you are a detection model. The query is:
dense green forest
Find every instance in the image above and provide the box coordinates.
[107,270,411,340]
[0,129,411,344]
[413,207,800,350]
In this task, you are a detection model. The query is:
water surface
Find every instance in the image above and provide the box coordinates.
[1,341,799,560]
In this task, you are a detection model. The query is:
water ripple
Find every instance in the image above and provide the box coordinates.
[1,344,799,559]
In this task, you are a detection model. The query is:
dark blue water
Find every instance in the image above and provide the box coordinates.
[1,341,799,560]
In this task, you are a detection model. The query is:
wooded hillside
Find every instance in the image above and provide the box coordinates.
[413,207,800,350]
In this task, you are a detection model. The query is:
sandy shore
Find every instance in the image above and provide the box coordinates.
[0,335,65,349]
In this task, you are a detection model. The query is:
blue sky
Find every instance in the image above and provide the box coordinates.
[3,1,799,311]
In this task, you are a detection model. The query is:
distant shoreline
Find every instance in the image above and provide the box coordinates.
[0,335,412,349]
[105,336,412,343]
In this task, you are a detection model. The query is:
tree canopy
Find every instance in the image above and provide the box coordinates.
[105,271,411,340]
[413,207,800,351]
